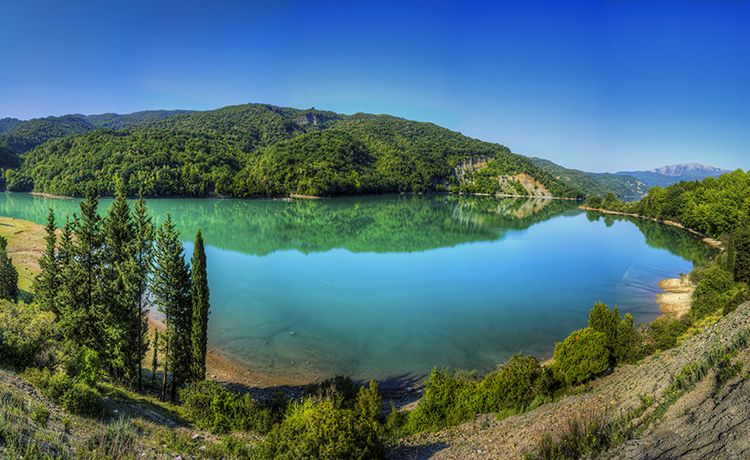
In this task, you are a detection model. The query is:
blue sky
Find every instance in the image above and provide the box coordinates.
[1,0,748,172]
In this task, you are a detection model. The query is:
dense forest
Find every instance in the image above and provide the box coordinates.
[2,104,585,199]
[0,110,191,156]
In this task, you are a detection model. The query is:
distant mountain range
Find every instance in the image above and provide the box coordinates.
[615,163,731,188]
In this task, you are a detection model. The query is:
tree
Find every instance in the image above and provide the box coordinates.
[104,178,135,383]
[553,327,610,386]
[0,236,18,300]
[190,229,210,381]
[728,222,750,285]
[34,209,59,314]
[152,214,192,400]
[132,195,154,391]
[151,330,159,388]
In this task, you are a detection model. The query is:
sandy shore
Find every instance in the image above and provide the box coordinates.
[656,275,694,317]
[147,314,313,390]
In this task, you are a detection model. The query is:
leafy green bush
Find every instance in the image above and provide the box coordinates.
[588,302,642,364]
[257,397,385,460]
[692,264,748,319]
[30,405,50,427]
[24,368,104,417]
[649,315,691,350]
[404,355,555,433]
[553,328,610,385]
[0,300,58,368]
[180,380,276,434]
[84,417,141,460]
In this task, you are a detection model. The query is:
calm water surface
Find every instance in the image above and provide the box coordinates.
[0,193,714,383]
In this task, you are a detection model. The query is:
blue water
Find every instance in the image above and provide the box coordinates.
[0,193,712,383]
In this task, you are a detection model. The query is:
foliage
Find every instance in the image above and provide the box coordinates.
[0,300,58,368]
[588,302,641,364]
[190,229,210,381]
[727,222,750,285]
[180,381,276,434]
[404,355,555,432]
[24,368,104,417]
[691,263,748,319]
[13,103,579,199]
[152,213,193,399]
[0,236,18,299]
[553,328,610,386]
[598,169,750,238]
[256,395,385,460]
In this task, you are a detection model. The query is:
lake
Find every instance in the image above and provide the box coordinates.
[0,193,714,384]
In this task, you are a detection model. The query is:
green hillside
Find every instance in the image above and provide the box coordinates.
[8,104,584,199]
[530,157,648,201]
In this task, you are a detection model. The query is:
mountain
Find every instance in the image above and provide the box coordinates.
[0,110,192,155]
[529,157,648,201]
[616,163,730,188]
[6,103,584,199]
[0,118,22,135]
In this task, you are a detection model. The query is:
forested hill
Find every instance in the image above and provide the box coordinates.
[0,110,192,156]
[4,103,584,199]
[529,157,649,201]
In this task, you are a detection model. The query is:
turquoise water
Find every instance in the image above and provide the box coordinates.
[0,193,713,383]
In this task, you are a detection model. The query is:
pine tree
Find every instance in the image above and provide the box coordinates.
[132,195,154,391]
[0,236,18,300]
[190,229,210,381]
[104,179,134,382]
[152,214,192,400]
[62,189,106,354]
[33,209,59,314]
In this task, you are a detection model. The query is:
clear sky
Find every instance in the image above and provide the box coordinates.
[1,0,748,172]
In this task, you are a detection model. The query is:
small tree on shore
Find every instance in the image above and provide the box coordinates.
[34,209,59,313]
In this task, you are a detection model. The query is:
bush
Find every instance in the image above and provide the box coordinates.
[24,368,104,418]
[257,397,385,460]
[692,264,748,319]
[588,303,642,364]
[649,315,691,350]
[404,355,556,433]
[31,405,50,427]
[84,417,140,459]
[553,328,610,386]
[0,300,58,368]
[180,380,275,434]
[306,375,358,409]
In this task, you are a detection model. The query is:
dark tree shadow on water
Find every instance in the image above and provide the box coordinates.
[387,442,451,460]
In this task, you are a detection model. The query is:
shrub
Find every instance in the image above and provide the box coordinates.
[588,303,642,365]
[307,375,358,408]
[553,328,610,386]
[62,382,104,417]
[180,380,275,434]
[30,405,50,427]
[0,300,58,368]
[24,368,104,418]
[649,315,691,350]
[257,398,385,460]
[727,223,750,285]
[692,264,748,319]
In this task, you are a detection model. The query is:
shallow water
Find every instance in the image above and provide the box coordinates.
[0,193,714,383]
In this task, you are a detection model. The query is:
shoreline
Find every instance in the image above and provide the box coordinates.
[656,275,694,318]
[580,206,723,249]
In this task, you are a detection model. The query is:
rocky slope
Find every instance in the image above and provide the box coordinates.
[391,302,750,459]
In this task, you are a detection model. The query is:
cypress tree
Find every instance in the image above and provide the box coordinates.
[152,214,192,400]
[190,229,210,381]
[0,236,18,300]
[34,209,59,314]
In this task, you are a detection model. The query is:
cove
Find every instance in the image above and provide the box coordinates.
[0,193,714,384]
